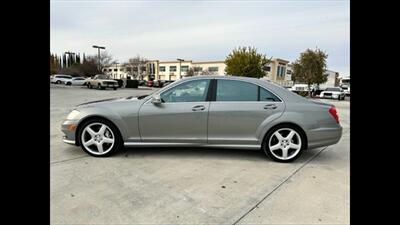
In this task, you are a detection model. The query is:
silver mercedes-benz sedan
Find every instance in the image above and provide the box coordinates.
[61,76,342,162]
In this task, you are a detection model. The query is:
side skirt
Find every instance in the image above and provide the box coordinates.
[123,142,261,150]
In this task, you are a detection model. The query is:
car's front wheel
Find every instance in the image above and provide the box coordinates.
[263,125,305,162]
[78,119,122,157]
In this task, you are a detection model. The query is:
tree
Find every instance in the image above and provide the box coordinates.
[292,48,328,98]
[95,51,116,70]
[122,55,148,80]
[225,46,270,78]
[60,56,101,77]
[50,53,58,75]
[200,69,212,75]
[186,67,195,76]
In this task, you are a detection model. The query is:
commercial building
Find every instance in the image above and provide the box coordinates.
[102,58,292,84]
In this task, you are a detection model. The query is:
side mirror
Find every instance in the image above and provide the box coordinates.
[151,94,162,105]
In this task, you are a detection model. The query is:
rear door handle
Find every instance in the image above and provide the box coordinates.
[264,104,277,109]
[192,105,206,111]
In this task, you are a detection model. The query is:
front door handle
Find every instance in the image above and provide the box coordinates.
[192,105,206,111]
[264,104,277,109]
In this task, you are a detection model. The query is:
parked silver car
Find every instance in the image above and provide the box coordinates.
[62,76,342,162]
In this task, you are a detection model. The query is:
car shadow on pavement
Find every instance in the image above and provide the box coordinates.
[114,146,332,164]
[118,147,268,162]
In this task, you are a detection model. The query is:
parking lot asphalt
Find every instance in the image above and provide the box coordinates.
[50,84,349,224]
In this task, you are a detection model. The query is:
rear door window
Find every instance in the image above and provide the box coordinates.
[216,80,258,101]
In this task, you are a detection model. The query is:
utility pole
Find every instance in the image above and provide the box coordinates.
[177,58,184,79]
[92,45,105,71]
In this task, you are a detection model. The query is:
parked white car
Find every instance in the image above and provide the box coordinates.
[320,87,345,100]
[340,84,350,96]
[289,84,310,92]
[65,77,88,86]
[50,74,73,84]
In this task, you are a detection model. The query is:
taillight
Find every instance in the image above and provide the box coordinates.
[328,107,339,124]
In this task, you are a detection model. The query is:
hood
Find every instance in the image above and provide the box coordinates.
[99,79,118,82]
[76,95,147,108]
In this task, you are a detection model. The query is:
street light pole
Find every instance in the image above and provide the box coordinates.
[177,58,184,79]
[92,45,106,72]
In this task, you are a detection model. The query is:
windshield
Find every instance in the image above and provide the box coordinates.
[326,88,341,92]
[96,75,111,79]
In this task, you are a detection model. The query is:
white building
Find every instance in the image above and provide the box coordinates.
[102,57,330,89]
[321,70,340,88]
[102,66,129,80]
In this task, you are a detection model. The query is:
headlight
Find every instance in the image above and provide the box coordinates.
[66,110,80,120]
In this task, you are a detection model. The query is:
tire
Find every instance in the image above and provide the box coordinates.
[113,87,117,90]
[262,124,306,162]
[56,80,61,84]
[78,118,122,157]
[88,83,92,89]
[66,82,71,86]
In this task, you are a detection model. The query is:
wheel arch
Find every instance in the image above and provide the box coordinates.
[261,122,308,150]
[75,115,123,146]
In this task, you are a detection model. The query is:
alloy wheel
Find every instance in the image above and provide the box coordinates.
[81,122,115,155]
[268,128,302,161]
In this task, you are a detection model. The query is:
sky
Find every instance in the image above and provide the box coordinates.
[51,0,350,76]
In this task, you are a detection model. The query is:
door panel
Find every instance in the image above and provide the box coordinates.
[208,102,284,145]
[208,79,284,145]
[139,102,209,143]
[138,79,211,143]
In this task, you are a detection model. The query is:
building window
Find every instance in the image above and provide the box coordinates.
[277,66,286,77]
[170,66,177,72]
[109,69,112,72]
[208,67,219,72]
[114,69,118,72]
[119,68,125,72]
[287,70,292,74]
[194,67,202,72]
[159,66,166,72]
[181,66,189,72]
[263,66,271,72]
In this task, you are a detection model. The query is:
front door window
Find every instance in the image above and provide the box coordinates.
[160,80,210,103]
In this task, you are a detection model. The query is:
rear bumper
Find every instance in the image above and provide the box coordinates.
[307,126,342,149]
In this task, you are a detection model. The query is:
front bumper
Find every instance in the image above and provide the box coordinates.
[101,83,118,88]
[61,120,79,145]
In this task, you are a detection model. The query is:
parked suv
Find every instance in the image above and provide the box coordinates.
[86,74,118,90]
[51,75,73,84]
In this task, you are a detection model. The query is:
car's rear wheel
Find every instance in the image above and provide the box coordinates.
[263,125,305,162]
[66,82,71,85]
[113,87,117,90]
[87,83,92,89]
[78,119,122,157]
[56,80,61,84]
